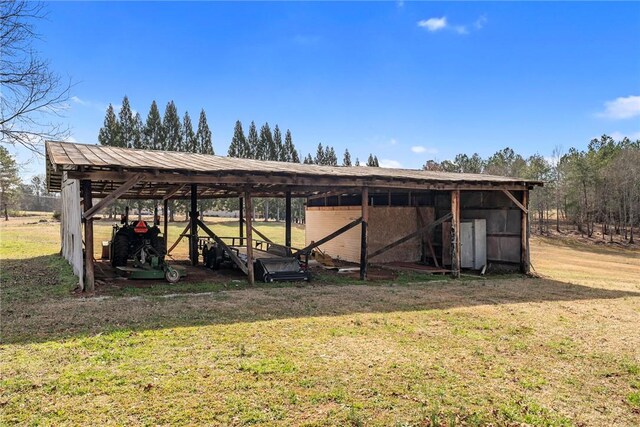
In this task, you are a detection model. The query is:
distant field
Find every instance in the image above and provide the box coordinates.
[1,214,639,426]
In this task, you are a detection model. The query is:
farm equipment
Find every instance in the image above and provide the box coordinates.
[201,239,310,283]
[109,209,185,283]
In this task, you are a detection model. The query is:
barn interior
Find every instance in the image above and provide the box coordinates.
[45,141,542,292]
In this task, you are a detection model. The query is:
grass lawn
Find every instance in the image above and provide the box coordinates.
[1,214,639,426]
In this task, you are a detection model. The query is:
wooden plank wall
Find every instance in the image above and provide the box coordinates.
[60,174,84,290]
[305,206,432,263]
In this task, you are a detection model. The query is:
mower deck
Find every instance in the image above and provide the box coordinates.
[116,265,187,280]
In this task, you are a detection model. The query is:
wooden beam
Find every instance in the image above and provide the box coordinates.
[82,180,95,292]
[521,190,530,274]
[163,199,168,250]
[82,173,143,219]
[285,191,292,248]
[307,189,357,201]
[502,189,529,214]
[451,190,461,278]
[251,224,273,244]
[190,184,199,266]
[67,170,531,192]
[238,197,244,240]
[417,207,440,267]
[196,219,248,275]
[162,184,186,201]
[360,187,369,280]
[293,217,363,257]
[368,212,452,260]
[167,222,190,255]
[244,192,255,284]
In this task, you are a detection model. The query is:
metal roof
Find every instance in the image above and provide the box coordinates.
[46,141,541,198]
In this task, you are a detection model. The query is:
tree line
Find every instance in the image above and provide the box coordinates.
[423,136,640,243]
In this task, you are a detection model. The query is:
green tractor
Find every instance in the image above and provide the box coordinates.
[109,208,185,283]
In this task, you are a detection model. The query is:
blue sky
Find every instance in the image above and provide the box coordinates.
[12,1,640,176]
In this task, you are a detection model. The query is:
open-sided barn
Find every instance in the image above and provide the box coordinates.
[45,141,543,291]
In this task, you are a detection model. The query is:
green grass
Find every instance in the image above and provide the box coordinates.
[1,217,640,425]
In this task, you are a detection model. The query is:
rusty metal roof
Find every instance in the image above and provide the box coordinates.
[46,141,542,198]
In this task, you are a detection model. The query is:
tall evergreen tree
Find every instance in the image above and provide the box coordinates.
[0,147,21,220]
[182,111,197,153]
[324,146,338,166]
[355,157,360,166]
[366,153,380,167]
[143,101,163,150]
[132,112,144,149]
[228,120,246,158]
[196,109,213,154]
[163,101,182,151]
[343,149,352,166]
[284,130,299,162]
[314,143,325,165]
[247,121,259,159]
[274,125,285,161]
[118,95,135,148]
[258,122,275,160]
[98,104,121,147]
[303,153,313,164]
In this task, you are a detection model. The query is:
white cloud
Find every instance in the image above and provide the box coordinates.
[609,131,640,141]
[396,0,404,8]
[418,14,486,35]
[411,145,438,154]
[418,17,447,32]
[474,14,488,29]
[597,95,640,120]
[379,159,403,168]
[390,138,398,145]
[71,96,89,106]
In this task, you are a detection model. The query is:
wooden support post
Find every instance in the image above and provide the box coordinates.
[521,189,530,274]
[285,191,292,248]
[360,187,369,280]
[451,190,461,278]
[82,180,95,292]
[245,192,255,285]
[238,197,244,240]
[190,184,198,266]
[163,199,168,250]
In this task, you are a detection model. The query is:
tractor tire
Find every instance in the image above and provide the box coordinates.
[148,231,166,258]
[112,234,129,267]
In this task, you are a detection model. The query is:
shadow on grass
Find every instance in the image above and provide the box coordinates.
[2,254,639,345]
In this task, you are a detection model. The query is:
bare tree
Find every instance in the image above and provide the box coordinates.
[0,1,71,152]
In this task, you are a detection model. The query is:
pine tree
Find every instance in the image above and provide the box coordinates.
[196,109,213,154]
[343,149,352,166]
[303,154,313,164]
[314,143,325,165]
[143,101,163,150]
[162,101,182,151]
[284,130,299,162]
[228,120,246,158]
[132,112,144,149]
[0,147,21,220]
[183,111,197,153]
[274,125,285,161]
[366,154,379,167]
[247,121,259,159]
[98,104,121,147]
[324,146,338,166]
[259,122,275,160]
[118,96,135,148]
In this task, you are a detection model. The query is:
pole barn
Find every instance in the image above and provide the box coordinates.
[45,141,542,291]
